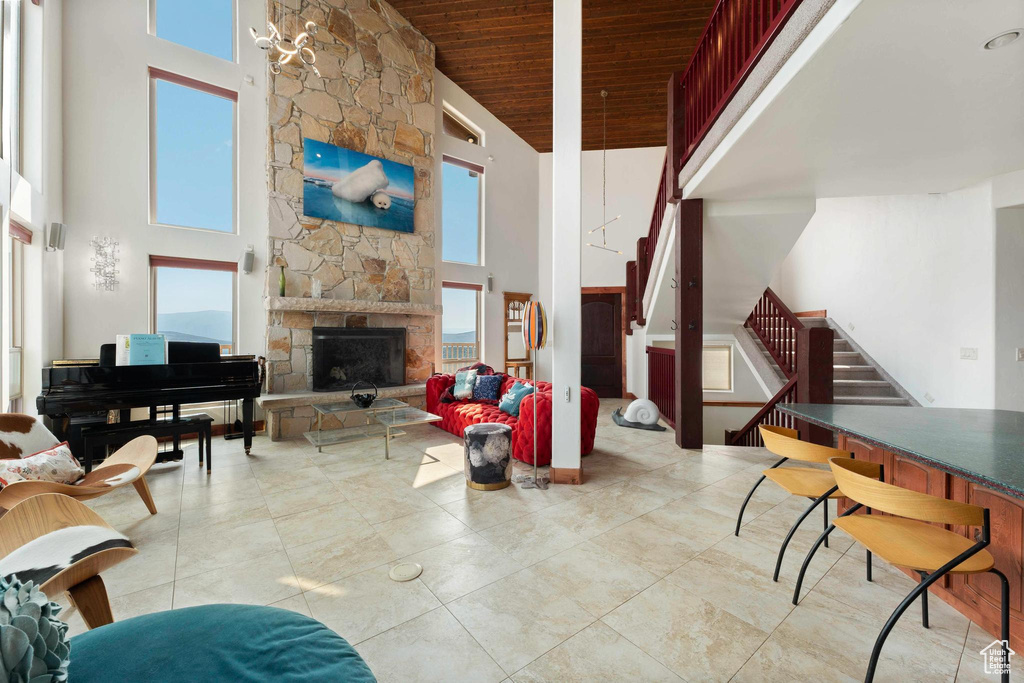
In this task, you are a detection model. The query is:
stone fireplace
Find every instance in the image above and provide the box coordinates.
[259,0,439,440]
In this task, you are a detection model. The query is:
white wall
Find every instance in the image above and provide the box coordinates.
[434,71,539,373]
[995,206,1024,412]
[537,146,666,381]
[61,0,268,361]
[772,183,1002,408]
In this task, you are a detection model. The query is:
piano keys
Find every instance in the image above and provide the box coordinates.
[37,357,262,457]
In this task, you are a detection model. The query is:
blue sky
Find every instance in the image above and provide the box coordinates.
[441,162,481,264]
[156,267,233,315]
[442,287,478,336]
[155,80,234,232]
[156,0,233,61]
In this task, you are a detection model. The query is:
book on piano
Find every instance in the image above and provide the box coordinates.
[115,334,167,366]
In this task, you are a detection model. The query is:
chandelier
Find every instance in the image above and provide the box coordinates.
[586,90,623,255]
[250,18,321,76]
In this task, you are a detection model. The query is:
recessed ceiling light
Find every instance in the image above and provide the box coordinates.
[984,30,1021,50]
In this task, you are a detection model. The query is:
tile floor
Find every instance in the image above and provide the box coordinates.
[62,399,1000,681]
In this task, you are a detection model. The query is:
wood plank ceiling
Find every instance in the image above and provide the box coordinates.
[387,0,718,152]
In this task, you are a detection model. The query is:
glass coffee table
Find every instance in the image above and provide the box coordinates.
[304,398,441,460]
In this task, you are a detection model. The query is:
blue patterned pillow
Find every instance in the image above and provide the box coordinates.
[453,369,478,400]
[473,374,502,401]
[498,381,535,417]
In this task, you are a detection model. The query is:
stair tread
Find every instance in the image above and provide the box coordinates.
[834,379,891,385]
[834,397,909,405]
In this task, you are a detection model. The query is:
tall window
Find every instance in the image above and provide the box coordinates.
[151,69,236,233]
[153,0,234,61]
[441,156,483,265]
[703,344,733,392]
[7,222,29,407]
[151,256,236,354]
[441,283,481,373]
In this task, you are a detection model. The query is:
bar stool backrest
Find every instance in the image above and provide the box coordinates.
[759,424,854,464]
[829,457,985,526]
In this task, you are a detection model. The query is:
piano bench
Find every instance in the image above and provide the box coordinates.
[81,415,214,474]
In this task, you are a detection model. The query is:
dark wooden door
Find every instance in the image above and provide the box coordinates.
[581,293,622,398]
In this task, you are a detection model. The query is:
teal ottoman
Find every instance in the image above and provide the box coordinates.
[68,604,376,682]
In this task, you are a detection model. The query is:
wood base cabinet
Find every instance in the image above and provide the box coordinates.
[836,435,1024,649]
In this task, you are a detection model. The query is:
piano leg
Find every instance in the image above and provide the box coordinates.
[243,398,254,455]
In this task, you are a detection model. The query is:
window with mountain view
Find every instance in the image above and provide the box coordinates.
[152,257,236,354]
[441,283,481,374]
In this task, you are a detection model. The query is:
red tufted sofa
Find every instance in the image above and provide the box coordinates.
[425,374,599,466]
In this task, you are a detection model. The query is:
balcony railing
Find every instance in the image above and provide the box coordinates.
[441,342,478,374]
[646,346,676,428]
[676,0,804,171]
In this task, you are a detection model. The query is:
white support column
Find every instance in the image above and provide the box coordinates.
[550,0,582,476]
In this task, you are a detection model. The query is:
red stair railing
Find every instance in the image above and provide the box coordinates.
[745,287,804,378]
[646,346,676,428]
[725,375,797,446]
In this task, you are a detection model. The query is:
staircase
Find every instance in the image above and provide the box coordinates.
[745,317,915,407]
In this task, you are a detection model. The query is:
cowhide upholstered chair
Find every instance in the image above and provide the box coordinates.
[0,493,136,629]
[0,414,159,515]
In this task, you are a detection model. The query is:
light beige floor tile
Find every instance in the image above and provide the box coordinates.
[442,488,530,531]
[273,501,369,549]
[286,528,398,590]
[478,513,587,566]
[345,486,438,524]
[172,551,301,608]
[181,461,256,488]
[583,480,677,517]
[627,469,706,499]
[103,527,179,598]
[59,581,176,638]
[661,455,746,486]
[175,519,284,580]
[372,507,472,557]
[513,620,681,683]
[262,480,347,518]
[529,542,659,617]
[642,499,736,551]
[813,553,970,655]
[178,495,270,533]
[304,565,440,644]
[709,531,843,591]
[602,579,769,682]
[544,495,636,539]
[665,548,796,632]
[773,591,963,681]
[733,632,859,682]
[955,652,998,682]
[357,607,506,683]
[590,516,702,577]
[403,534,523,604]
[254,464,329,494]
[178,477,265,510]
[269,593,312,617]
[447,571,594,673]
[682,480,778,523]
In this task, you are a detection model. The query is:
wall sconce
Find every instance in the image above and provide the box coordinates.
[89,236,120,291]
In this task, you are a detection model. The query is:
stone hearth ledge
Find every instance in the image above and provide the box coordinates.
[266,296,442,317]
[257,383,427,411]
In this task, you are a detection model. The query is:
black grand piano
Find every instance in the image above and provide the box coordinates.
[37,343,263,457]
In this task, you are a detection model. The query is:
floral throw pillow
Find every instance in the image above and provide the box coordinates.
[0,442,84,488]
[453,369,479,400]
[473,374,503,402]
[498,381,535,417]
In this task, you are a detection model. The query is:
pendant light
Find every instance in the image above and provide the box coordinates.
[586,90,623,255]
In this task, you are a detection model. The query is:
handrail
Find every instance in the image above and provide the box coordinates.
[646,346,676,428]
[726,375,798,446]
[745,287,804,378]
[677,0,805,170]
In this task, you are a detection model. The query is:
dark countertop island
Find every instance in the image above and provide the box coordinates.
[779,403,1024,500]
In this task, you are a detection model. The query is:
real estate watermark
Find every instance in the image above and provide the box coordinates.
[980,640,1015,676]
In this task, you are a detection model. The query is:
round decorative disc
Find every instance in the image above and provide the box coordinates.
[389,562,423,582]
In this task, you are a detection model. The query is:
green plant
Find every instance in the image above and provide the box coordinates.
[0,576,70,682]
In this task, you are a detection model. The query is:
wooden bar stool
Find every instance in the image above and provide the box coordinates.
[734,425,854,582]
[793,457,1010,683]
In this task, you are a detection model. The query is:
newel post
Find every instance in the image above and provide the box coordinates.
[795,327,834,445]
[674,199,702,449]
